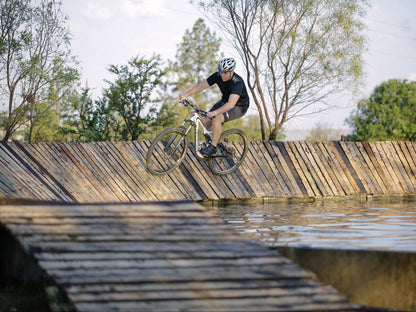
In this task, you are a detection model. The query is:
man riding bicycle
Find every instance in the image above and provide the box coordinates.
[179,57,250,157]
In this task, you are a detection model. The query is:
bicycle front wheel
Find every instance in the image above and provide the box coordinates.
[146,127,188,176]
[208,128,248,175]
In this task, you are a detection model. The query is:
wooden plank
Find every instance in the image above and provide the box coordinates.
[180,143,221,200]
[367,142,402,194]
[75,298,356,312]
[0,144,50,199]
[104,142,158,201]
[65,279,323,294]
[297,142,334,197]
[285,142,320,197]
[61,143,118,202]
[49,142,106,202]
[372,142,405,194]
[355,142,388,194]
[6,142,75,201]
[360,142,390,194]
[187,145,240,199]
[251,142,285,197]
[239,143,274,197]
[30,142,84,200]
[304,142,341,196]
[225,142,265,198]
[264,142,301,197]
[132,141,185,201]
[260,142,292,197]
[77,142,129,202]
[312,142,347,196]
[389,141,415,193]
[325,142,364,195]
[339,142,376,194]
[95,142,143,202]
[396,141,416,191]
[141,140,204,201]
[69,285,339,302]
[405,142,416,170]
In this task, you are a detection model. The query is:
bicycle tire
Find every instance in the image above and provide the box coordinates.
[208,128,248,175]
[146,127,188,176]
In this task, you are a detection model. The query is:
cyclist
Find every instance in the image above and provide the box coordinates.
[179,57,250,156]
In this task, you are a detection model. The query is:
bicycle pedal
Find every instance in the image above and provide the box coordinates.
[198,141,210,150]
[224,146,235,156]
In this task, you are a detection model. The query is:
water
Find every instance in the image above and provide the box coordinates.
[206,197,416,252]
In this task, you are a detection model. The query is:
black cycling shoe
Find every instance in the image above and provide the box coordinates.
[200,143,218,157]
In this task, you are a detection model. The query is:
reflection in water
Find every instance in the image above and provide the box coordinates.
[205,197,416,251]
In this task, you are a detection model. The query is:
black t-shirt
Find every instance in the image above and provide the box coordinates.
[207,72,250,113]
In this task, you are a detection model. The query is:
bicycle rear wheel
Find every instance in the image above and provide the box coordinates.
[208,128,248,175]
[146,127,188,176]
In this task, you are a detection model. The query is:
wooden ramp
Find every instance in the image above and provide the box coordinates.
[1,141,416,203]
[0,201,359,312]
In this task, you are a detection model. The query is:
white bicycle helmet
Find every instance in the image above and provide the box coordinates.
[218,58,236,72]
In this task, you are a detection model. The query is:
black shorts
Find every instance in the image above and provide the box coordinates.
[209,100,245,123]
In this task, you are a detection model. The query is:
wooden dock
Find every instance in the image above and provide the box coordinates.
[0,201,360,311]
[1,141,416,203]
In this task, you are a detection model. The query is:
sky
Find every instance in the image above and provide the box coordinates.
[61,0,416,133]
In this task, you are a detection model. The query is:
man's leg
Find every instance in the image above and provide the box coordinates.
[210,114,224,146]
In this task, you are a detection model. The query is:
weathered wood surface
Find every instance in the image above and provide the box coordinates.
[0,202,360,311]
[1,141,416,203]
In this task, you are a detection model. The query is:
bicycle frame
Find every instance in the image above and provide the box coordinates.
[178,107,209,160]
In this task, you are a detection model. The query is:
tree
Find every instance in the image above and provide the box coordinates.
[168,18,223,110]
[104,54,174,141]
[196,0,368,140]
[71,87,114,142]
[0,0,79,142]
[346,79,416,141]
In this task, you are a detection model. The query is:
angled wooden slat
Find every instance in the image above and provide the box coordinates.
[396,142,416,191]
[372,142,405,194]
[264,142,301,197]
[312,142,347,196]
[354,142,388,194]
[286,142,320,197]
[297,142,334,197]
[388,142,415,193]
[367,142,402,194]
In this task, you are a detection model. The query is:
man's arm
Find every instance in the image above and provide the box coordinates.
[206,94,240,118]
[180,80,210,101]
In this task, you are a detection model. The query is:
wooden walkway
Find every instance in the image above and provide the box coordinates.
[0,201,360,311]
[1,141,416,203]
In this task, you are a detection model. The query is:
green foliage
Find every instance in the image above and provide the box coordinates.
[346,79,416,141]
[0,0,80,142]
[25,101,60,142]
[104,54,175,141]
[71,55,175,142]
[71,87,113,142]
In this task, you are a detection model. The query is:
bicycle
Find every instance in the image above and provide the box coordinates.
[146,99,248,176]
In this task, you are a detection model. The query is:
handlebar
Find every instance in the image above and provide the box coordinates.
[180,99,207,117]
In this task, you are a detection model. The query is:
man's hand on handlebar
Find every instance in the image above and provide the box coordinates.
[206,111,217,119]
[179,94,187,102]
